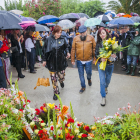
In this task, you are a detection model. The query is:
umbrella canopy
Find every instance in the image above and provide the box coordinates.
[46,23,56,27]
[96,15,112,23]
[99,22,106,27]
[109,17,134,25]
[25,24,50,32]
[84,18,102,27]
[94,11,104,17]
[59,13,80,22]
[75,17,88,26]
[0,11,22,30]
[116,13,125,17]
[37,15,59,24]
[77,13,90,19]
[10,9,23,15]
[22,17,36,21]
[123,14,132,18]
[19,21,36,29]
[57,19,75,30]
[130,12,139,17]
[131,17,140,23]
[105,11,116,18]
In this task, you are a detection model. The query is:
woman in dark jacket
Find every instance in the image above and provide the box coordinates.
[95,27,117,106]
[11,30,25,78]
[43,25,70,100]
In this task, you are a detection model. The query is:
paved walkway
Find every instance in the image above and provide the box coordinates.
[11,63,140,125]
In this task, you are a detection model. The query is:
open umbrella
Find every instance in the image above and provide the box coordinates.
[75,17,88,26]
[116,13,125,17]
[46,23,56,27]
[19,21,36,29]
[105,11,116,18]
[94,11,104,17]
[57,20,75,30]
[0,11,22,30]
[37,15,59,24]
[84,18,101,27]
[59,13,80,22]
[22,17,36,21]
[10,9,23,15]
[109,17,134,25]
[96,15,112,23]
[130,12,139,17]
[123,14,132,18]
[131,17,140,23]
[77,13,90,19]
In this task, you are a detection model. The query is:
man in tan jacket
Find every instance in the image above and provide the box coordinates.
[71,25,96,93]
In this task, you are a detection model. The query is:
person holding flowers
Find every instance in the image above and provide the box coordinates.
[95,27,125,106]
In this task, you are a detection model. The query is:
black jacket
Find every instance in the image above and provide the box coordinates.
[43,35,69,72]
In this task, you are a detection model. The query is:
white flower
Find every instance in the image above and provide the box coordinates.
[112,42,118,50]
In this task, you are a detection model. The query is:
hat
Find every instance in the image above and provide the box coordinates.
[135,28,139,32]
[78,25,87,33]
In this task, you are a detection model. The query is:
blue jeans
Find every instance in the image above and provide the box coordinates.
[77,60,92,88]
[127,55,138,66]
[98,64,114,97]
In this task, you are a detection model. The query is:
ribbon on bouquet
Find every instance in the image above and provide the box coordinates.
[57,105,69,124]
[95,51,112,71]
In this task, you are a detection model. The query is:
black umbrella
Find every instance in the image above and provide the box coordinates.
[77,13,90,19]
[97,15,112,23]
[99,22,106,27]
[0,11,22,30]
[94,11,104,17]
[26,24,50,32]
[131,17,140,23]
[59,13,80,22]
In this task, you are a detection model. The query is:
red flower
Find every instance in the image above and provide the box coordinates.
[82,134,87,137]
[65,133,74,140]
[35,108,40,115]
[68,118,74,123]
[38,130,44,137]
[50,126,54,130]
[84,126,90,132]
[40,106,44,110]
[27,99,31,103]
[34,125,37,129]
[23,104,26,108]
[41,120,44,123]
[19,109,23,112]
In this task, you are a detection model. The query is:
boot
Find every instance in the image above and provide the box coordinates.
[101,97,106,106]
[53,94,58,100]
[60,82,64,88]
[131,66,136,76]
[126,65,131,74]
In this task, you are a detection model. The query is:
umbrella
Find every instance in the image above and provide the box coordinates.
[37,15,59,24]
[131,17,140,23]
[99,22,106,27]
[59,13,80,22]
[10,9,23,15]
[96,15,112,23]
[105,11,116,18]
[57,20,75,30]
[84,18,102,27]
[25,24,50,32]
[130,12,139,17]
[109,17,134,25]
[22,17,36,21]
[123,14,132,18]
[116,13,125,17]
[77,13,90,19]
[34,78,50,89]
[0,11,22,30]
[46,23,56,27]
[19,21,36,29]
[75,17,88,26]
[94,11,104,17]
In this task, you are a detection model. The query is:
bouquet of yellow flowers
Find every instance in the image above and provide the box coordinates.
[95,37,128,70]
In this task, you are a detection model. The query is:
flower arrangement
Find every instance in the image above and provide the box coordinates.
[95,37,128,70]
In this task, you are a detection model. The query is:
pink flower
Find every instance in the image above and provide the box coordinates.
[128,105,131,109]
[118,108,121,111]
[127,102,130,106]
[138,103,140,105]
[115,112,120,116]
[0,102,3,105]
[122,107,126,110]
[45,9,46,10]
[43,12,45,15]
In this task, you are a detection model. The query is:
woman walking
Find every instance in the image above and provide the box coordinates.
[43,25,70,100]
[95,27,117,106]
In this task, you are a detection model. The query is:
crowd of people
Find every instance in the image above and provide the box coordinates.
[0,24,140,106]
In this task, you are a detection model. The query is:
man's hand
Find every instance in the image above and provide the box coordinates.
[101,58,107,62]
[43,61,46,66]
[72,62,75,65]
[111,54,116,58]
[66,53,70,59]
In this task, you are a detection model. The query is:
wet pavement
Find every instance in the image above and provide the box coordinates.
[10,60,140,125]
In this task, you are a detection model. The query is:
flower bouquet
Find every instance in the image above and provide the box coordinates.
[95,37,128,70]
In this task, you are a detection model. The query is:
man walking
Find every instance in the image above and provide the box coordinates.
[71,25,96,93]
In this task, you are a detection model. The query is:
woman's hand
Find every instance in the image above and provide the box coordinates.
[43,61,46,67]
[101,58,107,62]
[111,54,116,58]
[0,35,3,41]
[66,53,70,59]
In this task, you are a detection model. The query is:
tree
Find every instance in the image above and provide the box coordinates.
[107,0,140,15]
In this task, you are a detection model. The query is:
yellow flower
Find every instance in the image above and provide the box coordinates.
[107,38,112,43]
[57,123,62,128]
[91,126,97,130]
[41,123,46,127]
[34,129,39,134]
[105,47,109,50]
[74,128,80,134]
[111,41,115,45]
[47,103,55,109]
[78,133,83,138]
[65,128,69,133]
[113,37,116,41]
[38,118,42,122]
[43,107,47,113]
[60,133,63,139]
[30,121,35,127]
[112,42,118,50]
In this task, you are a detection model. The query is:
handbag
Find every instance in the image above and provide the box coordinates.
[10,46,18,53]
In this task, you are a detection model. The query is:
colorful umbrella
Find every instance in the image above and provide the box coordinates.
[84,18,101,27]
[116,13,125,17]
[19,21,36,29]
[57,20,75,30]
[123,14,132,18]
[105,11,116,18]
[37,15,59,24]
[130,12,139,17]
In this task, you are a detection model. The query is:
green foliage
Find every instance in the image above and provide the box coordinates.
[107,0,140,15]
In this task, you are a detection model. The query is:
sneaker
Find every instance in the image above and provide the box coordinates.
[101,97,106,106]
[79,87,85,93]
[60,82,64,88]
[88,79,92,86]
[105,88,108,94]
[53,94,58,100]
